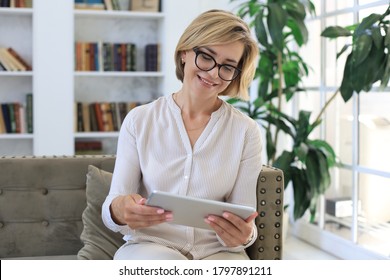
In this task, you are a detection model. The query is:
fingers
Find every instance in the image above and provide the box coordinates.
[119,194,173,229]
[205,211,257,247]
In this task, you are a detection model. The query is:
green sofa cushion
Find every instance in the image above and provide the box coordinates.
[77,165,124,259]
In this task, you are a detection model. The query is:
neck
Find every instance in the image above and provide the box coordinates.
[173,91,221,117]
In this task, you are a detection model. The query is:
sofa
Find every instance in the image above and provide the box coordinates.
[0,155,284,260]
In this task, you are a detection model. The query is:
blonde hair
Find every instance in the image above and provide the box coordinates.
[174,9,258,100]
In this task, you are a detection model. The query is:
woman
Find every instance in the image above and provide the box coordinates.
[102,9,262,260]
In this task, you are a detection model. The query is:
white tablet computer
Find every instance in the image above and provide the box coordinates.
[146,191,256,230]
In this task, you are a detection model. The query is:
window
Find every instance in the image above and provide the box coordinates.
[295,0,390,259]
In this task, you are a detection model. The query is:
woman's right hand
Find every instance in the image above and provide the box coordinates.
[110,194,173,229]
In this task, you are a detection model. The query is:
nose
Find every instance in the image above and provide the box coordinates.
[208,64,220,79]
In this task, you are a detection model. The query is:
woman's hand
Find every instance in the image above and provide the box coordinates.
[110,194,173,229]
[205,211,258,247]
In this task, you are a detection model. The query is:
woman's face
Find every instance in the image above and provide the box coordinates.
[181,41,244,98]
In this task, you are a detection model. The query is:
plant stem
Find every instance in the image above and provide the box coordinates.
[271,51,284,163]
[313,87,340,125]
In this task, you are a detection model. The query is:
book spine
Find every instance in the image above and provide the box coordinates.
[26,93,33,133]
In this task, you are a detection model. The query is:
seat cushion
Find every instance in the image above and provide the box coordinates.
[77,165,124,259]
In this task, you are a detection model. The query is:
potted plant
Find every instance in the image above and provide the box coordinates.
[320,5,390,104]
[229,0,337,222]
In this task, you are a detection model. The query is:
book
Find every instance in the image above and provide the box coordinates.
[145,43,159,71]
[0,105,6,133]
[103,0,113,10]
[26,93,33,133]
[0,48,32,71]
[82,102,91,132]
[74,0,105,10]
[0,48,17,71]
[1,104,11,133]
[130,0,160,12]
[75,140,103,155]
[7,48,32,70]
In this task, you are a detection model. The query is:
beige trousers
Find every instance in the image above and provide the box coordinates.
[114,242,250,260]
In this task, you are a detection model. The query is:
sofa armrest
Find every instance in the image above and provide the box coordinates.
[246,165,284,260]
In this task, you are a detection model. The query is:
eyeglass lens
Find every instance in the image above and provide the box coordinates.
[194,50,240,81]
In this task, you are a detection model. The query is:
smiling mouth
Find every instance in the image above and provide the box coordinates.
[198,75,217,86]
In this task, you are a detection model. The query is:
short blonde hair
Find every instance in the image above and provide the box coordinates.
[174,9,258,100]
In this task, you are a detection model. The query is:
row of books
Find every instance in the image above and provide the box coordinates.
[75,42,136,72]
[0,93,33,134]
[75,101,145,132]
[0,47,32,71]
[74,0,160,12]
[75,140,103,155]
[0,0,32,8]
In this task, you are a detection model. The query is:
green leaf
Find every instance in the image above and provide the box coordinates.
[380,53,390,89]
[305,149,321,196]
[385,25,390,47]
[321,26,352,38]
[285,0,306,20]
[353,41,386,92]
[283,61,300,87]
[267,3,287,51]
[315,150,331,194]
[354,13,382,37]
[266,128,276,162]
[274,151,295,189]
[336,44,351,59]
[308,139,337,167]
[291,167,311,220]
[294,142,309,163]
[352,34,372,66]
[288,16,308,46]
[339,53,354,102]
[254,8,268,47]
[371,26,383,49]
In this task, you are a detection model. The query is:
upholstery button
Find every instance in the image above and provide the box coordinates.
[275,199,281,205]
[260,200,266,206]
[260,188,266,194]
[259,235,265,240]
[274,246,280,251]
[0,222,4,228]
[259,223,265,229]
[274,233,280,239]
[41,188,48,195]
[260,211,266,217]
[258,247,264,252]
[42,220,49,227]
[276,176,282,182]
[275,222,281,228]
[276,188,282,193]
[275,211,281,216]
[260,176,266,182]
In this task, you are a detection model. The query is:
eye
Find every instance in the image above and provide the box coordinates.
[199,52,213,61]
[221,65,235,73]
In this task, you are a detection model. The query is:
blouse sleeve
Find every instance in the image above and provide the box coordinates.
[101,111,142,235]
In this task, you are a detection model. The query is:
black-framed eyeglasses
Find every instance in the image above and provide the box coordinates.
[193,48,241,81]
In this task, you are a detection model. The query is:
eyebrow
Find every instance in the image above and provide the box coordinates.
[201,46,239,65]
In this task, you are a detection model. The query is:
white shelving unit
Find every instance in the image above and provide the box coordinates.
[0,0,229,156]
[0,6,33,155]
[73,6,165,155]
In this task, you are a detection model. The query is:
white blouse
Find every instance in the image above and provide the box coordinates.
[102,94,263,259]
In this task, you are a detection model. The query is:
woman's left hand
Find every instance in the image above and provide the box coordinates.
[205,211,258,247]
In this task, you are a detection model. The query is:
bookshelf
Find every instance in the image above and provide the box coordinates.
[0,0,223,156]
[0,5,33,155]
[73,4,164,155]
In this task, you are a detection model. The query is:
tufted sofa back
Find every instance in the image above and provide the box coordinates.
[0,155,283,260]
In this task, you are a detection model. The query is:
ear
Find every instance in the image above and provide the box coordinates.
[181,51,187,64]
